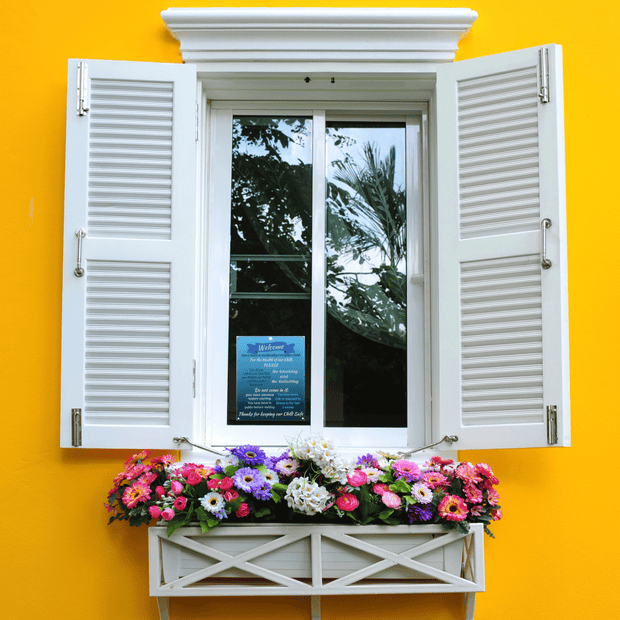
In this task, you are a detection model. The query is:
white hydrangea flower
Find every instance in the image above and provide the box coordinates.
[285,476,331,515]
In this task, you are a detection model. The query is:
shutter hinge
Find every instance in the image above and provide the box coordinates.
[195,103,199,141]
[546,405,558,445]
[192,360,196,398]
[76,61,89,116]
[71,408,82,447]
[539,48,550,104]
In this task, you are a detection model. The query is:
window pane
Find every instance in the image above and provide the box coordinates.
[325,122,407,427]
[228,117,312,426]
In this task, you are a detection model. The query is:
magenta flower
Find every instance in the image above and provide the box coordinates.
[381,491,401,509]
[173,496,187,511]
[455,463,482,484]
[207,478,220,490]
[336,493,359,511]
[487,488,500,506]
[170,480,183,495]
[391,460,421,482]
[422,471,449,489]
[161,508,175,521]
[122,483,150,509]
[223,489,239,502]
[347,470,368,487]
[464,483,483,504]
[155,486,166,499]
[372,483,390,496]
[236,503,251,518]
[476,463,499,485]
[219,477,234,490]
[186,471,202,486]
[438,495,468,522]
[491,509,503,521]
[149,505,162,520]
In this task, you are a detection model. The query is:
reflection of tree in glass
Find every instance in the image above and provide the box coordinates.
[327,143,407,350]
[232,118,312,292]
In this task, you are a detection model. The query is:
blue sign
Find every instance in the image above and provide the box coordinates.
[236,336,305,422]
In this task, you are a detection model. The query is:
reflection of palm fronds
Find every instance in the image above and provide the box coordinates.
[329,143,406,267]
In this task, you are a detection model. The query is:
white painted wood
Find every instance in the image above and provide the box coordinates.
[161,8,478,74]
[435,45,569,450]
[61,59,198,448]
[156,598,170,620]
[311,596,321,620]
[148,523,484,600]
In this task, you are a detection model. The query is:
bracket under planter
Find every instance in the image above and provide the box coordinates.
[148,523,484,619]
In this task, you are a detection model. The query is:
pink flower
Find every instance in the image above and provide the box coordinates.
[391,460,421,482]
[124,450,150,467]
[236,503,251,518]
[372,483,390,496]
[381,491,401,509]
[422,472,449,489]
[155,486,166,499]
[336,493,359,511]
[138,472,158,485]
[470,505,485,517]
[428,456,454,467]
[173,496,187,511]
[124,463,146,480]
[455,463,482,484]
[476,463,499,485]
[486,488,500,507]
[347,470,368,487]
[149,505,162,520]
[219,477,234,490]
[151,454,176,468]
[161,508,175,521]
[186,472,202,486]
[491,509,503,521]
[195,466,215,479]
[207,479,221,489]
[438,495,468,522]
[223,490,239,502]
[122,483,151,509]
[464,483,483,504]
[170,480,183,495]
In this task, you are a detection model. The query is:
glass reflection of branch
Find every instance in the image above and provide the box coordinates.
[326,141,407,350]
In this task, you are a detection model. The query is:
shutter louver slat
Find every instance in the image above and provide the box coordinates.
[460,254,543,427]
[88,78,174,240]
[458,65,541,240]
[84,260,171,427]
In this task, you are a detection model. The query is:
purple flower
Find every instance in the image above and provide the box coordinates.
[408,504,433,523]
[228,445,267,466]
[253,484,272,501]
[356,453,379,468]
[392,459,421,483]
[233,467,264,493]
[266,450,291,470]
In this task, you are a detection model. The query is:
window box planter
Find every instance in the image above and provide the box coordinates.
[149,523,484,620]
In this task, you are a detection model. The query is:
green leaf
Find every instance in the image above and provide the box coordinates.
[207,516,220,529]
[195,506,209,522]
[403,495,415,504]
[389,480,411,494]
[272,482,288,494]
[254,507,272,519]
[378,509,394,520]
[255,464,268,473]
[199,520,210,533]
[271,490,281,504]
[225,465,237,478]
[167,516,188,536]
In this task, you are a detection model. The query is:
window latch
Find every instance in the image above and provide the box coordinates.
[71,408,82,447]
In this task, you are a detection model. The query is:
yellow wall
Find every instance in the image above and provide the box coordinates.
[2,1,618,618]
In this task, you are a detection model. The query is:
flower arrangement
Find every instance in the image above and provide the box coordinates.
[106,437,501,537]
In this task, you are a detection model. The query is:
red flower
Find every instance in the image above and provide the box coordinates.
[219,477,234,490]
[236,503,251,518]
[173,496,187,511]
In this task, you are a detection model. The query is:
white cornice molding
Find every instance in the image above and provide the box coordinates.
[161,8,478,74]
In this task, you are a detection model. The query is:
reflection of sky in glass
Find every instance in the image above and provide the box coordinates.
[326,123,407,289]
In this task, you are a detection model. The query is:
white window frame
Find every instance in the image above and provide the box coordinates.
[199,101,430,451]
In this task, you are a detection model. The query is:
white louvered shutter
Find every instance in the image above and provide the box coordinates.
[60,59,197,448]
[435,45,569,450]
